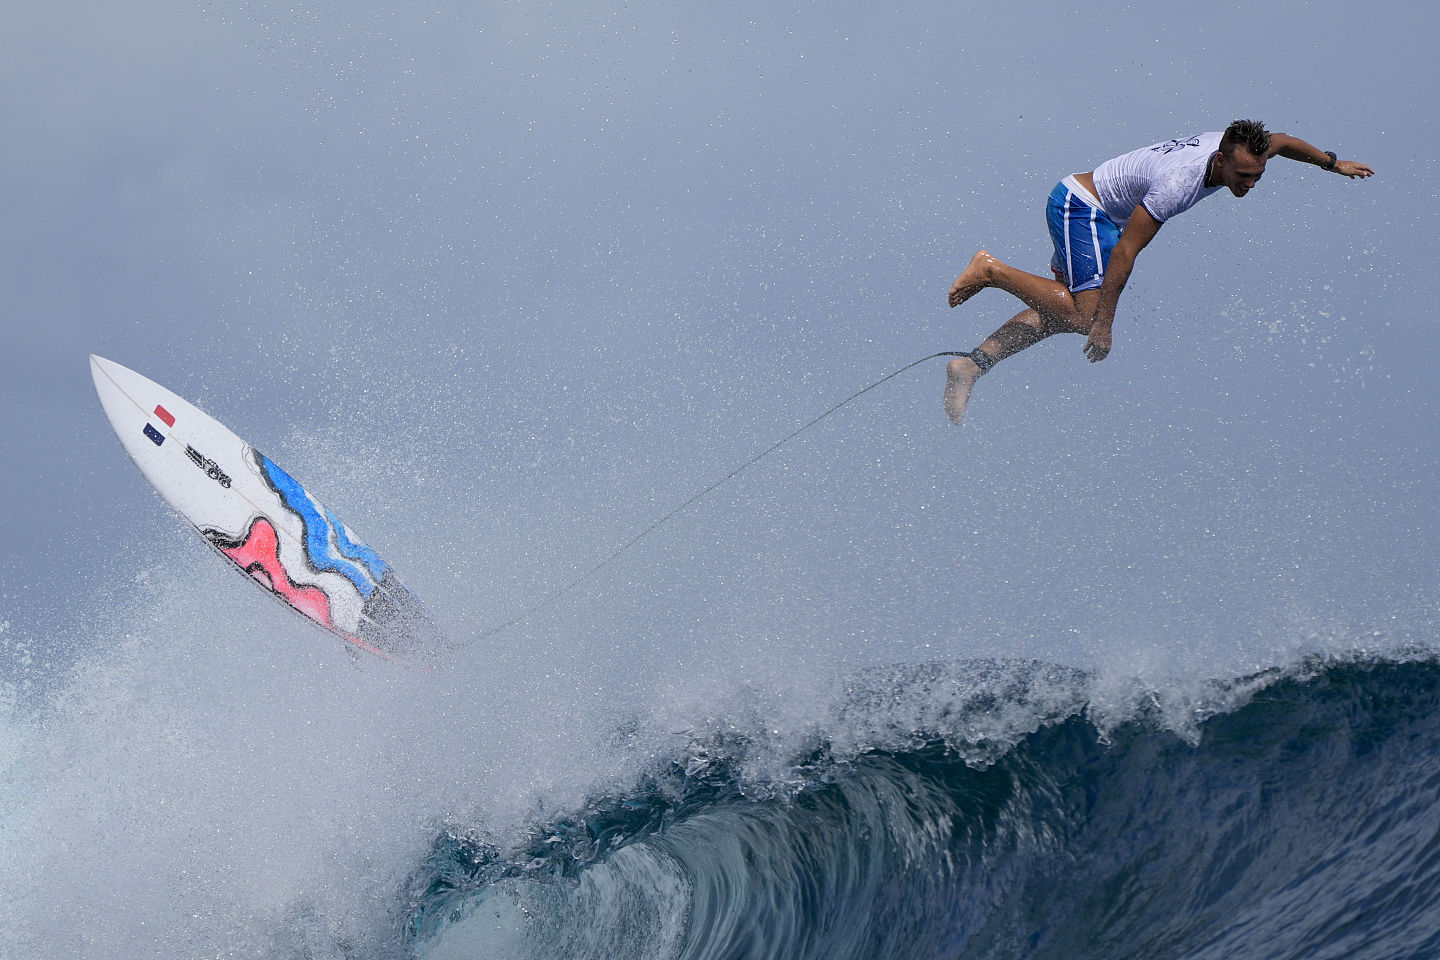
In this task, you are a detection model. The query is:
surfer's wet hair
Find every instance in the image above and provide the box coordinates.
[1220,119,1271,158]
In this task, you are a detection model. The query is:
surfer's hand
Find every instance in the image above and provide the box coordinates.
[1083,321,1112,363]
[1334,160,1374,179]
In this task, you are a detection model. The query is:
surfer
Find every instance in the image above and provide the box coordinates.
[942,120,1374,423]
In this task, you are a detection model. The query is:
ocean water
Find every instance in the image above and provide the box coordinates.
[409,655,1440,960]
[4,576,1438,959]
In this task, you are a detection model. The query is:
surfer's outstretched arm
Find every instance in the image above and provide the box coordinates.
[1265,133,1375,179]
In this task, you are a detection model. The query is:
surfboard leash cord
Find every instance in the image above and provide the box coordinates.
[464,350,968,646]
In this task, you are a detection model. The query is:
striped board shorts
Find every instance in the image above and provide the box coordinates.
[1046,179,1122,293]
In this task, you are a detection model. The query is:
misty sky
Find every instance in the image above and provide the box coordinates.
[3,0,1436,684]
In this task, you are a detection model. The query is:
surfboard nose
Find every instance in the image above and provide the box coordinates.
[89,353,113,391]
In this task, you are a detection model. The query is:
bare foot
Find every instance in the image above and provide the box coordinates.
[947,250,997,308]
[943,355,982,424]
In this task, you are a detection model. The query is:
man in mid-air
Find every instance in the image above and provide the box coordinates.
[943,120,1374,423]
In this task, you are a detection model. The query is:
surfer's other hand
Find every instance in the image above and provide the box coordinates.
[1083,322,1112,363]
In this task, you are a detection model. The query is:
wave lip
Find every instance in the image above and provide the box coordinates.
[414,656,1440,960]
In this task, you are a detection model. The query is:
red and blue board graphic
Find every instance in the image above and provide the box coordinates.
[211,516,341,631]
[254,451,391,601]
[199,448,433,656]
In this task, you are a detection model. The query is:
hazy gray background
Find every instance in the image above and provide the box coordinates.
[3,0,1435,684]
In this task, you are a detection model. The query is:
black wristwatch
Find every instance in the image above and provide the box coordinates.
[1322,151,1338,171]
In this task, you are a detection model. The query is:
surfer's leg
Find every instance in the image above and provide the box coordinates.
[943,293,1101,425]
[951,252,1090,330]
[978,290,1102,358]
[943,353,984,424]
[942,307,1043,424]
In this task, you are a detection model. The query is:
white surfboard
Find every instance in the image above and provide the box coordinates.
[89,354,442,661]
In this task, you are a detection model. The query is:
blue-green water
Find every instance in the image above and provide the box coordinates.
[408,656,1440,960]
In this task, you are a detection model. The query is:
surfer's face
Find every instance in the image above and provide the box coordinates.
[1216,148,1267,197]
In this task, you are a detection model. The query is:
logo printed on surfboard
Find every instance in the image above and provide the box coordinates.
[185,445,232,488]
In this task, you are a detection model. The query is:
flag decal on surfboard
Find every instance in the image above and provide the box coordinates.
[143,423,165,446]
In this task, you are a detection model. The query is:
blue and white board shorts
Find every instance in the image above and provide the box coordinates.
[1046,180,1121,293]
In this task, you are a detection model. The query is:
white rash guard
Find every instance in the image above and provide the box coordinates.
[1091,132,1225,227]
